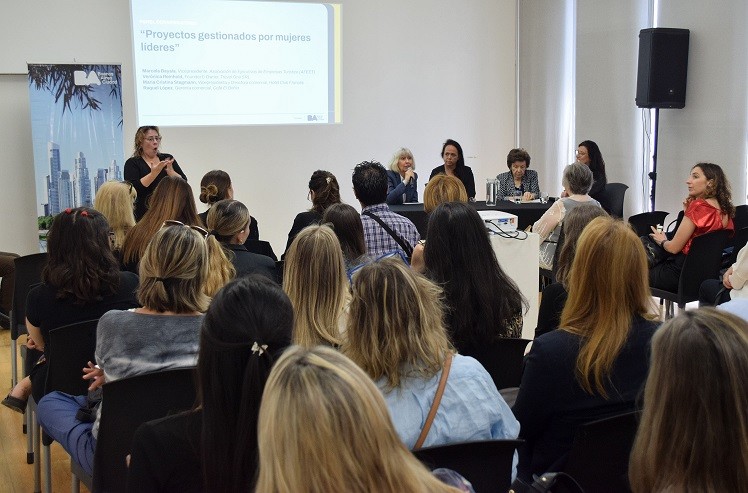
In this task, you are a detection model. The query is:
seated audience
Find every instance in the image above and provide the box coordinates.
[127,275,293,492]
[575,140,607,202]
[649,162,735,292]
[198,169,259,240]
[496,148,541,201]
[342,258,519,459]
[283,225,348,347]
[386,147,418,205]
[536,204,608,337]
[700,242,748,306]
[429,139,476,200]
[1,208,139,414]
[93,180,137,264]
[322,203,368,270]
[284,169,341,255]
[533,162,600,270]
[205,199,275,281]
[629,308,748,492]
[256,345,478,492]
[36,223,209,476]
[512,217,659,482]
[353,161,420,257]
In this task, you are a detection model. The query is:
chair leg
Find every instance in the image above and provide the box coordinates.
[71,473,80,493]
[33,409,41,493]
[26,404,34,463]
[43,443,52,493]
[664,300,674,319]
[10,337,17,387]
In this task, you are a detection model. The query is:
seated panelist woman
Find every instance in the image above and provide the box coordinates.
[497,148,541,201]
[429,139,476,200]
[124,126,187,220]
[386,147,418,205]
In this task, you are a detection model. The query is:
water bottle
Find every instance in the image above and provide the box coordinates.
[486,179,498,206]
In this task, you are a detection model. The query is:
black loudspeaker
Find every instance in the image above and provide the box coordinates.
[636,28,690,108]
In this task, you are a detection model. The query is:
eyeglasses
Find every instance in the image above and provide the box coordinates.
[120,180,134,194]
[162,220,209,239]
[145,136,162,142]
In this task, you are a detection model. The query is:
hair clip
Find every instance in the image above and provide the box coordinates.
[326,176,331,184]
[80,210,89,217]
[251,342,268,356]
[64,208,72,214]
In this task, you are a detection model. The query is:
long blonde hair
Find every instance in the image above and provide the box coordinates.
[342,258,452,389]
[629,308,748,493]
[94,181,136,251]
[283,225,347,347]
[560,217,656,396]
[256,346,462,493]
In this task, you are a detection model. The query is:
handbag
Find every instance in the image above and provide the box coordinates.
[509,472,585,493]
[640,235,672,268]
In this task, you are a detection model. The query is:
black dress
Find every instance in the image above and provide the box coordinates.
[428,165,476,199]
[282,210,323,257]
[224,243,277,281]
[124,154,187,220]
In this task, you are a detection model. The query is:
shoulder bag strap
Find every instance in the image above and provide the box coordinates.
[362,210,414,256]
[414,352,453,450]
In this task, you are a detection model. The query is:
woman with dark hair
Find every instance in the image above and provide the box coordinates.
[649,163,735,292]
[424,202,527,354]
[322,203,367,269]
[497,148,541,201]
[198,169,259,241]
[575,140,607,201]
[283,170,341,255]
[429,139,476,200]
[124,126,187,220]
[2,208,139,413]
[127,275,293,492]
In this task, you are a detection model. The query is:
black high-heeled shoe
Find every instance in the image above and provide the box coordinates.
[1,394,27,414]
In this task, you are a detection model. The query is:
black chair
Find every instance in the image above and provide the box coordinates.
[79,368,198,493]
[597,183,628,218]
[627,211,669,237]
[728,226,748,266]
[562,411,640,493]
[244,239,278,262]
[0,251,19,329]
[465,338,531,391]
[733,204,748,231]
[10,253,47,387]
[414,439,523,493]
[650,229,730,318]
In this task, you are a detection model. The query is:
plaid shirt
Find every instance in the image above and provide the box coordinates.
[360,203,421,257]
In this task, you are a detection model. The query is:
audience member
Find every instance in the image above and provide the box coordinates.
[512,217,659,482]
[700,242,748,306]
[283,170,341,255]
[429,139,476,200]
[497,148,541,201]
[93,180,137,263]
[629,308,748,493]
[386,147,418,205]
[353,161,420,257]
[256,345,477,493]
[124,126,187,220]
[322,203,368,270]
[575,140,607,201]
[198,169,259,240]
[649,162,734,292]
[343,258,519,461]
[127,275,293,492]
[2,208,138,414]
[536,204,608,337]
[283,225,348,347]
[36,222,208,476]
[533,162,601,270]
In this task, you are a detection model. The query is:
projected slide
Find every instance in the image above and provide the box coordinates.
[130,0,341,126]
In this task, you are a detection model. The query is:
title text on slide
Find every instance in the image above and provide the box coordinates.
[139,30,312,51]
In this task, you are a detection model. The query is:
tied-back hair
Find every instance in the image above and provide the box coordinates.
[256,346,463,493]
[43,207,120,303]
[122,176,201,266]
[441,139,465,169]
[693,162,735,218]
[423,175,468,214]
[629,308,748,493]
[137,225,210,313]
[322,203,366,265]
[560,217,656,396]
[343,258,452,390]
[308,170,341,214]
[388,147,416,173]
[283,225,348,347]
[206,199,249,244]
[578,140,606,176]
[93,181,136,252]
[424,202,527,348]
[199,170,232,206]
[555,204,609,287]
[198,275,293,492]
[132,125,159,157]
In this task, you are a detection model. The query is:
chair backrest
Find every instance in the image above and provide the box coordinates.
[92,368,197,493]
[733,204,748,231]
[44,319,99,397]
[598,183,628,218]
[414,439,523,493]
[562,411,640,493]
[10,253,48,340]
[463,338,531,391]
[627,211,669,237]
[729,226,748,265]
[677,229,730,304]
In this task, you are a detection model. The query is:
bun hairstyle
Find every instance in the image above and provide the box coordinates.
[199,170,232,205]
[308,170,341,214]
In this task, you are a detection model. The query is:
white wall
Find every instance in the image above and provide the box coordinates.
[0,0,518,255]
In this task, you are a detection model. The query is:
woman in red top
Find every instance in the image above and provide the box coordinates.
[649,163,735,291]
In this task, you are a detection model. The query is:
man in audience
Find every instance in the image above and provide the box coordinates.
[352,161,420,257]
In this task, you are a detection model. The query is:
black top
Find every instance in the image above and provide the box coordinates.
[588,167,607,202]
[512,316,658,481]
[428,165,476,199]
[198,210,260,242]
[127,410,204,493]
[224,243,277,281]
[283,210,323,256]
[124,154,187,221]
[535,282,568,338]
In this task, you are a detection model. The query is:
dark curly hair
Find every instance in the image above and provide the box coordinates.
[693,162,735,218]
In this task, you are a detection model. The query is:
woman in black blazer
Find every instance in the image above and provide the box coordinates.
[428,139,475,200]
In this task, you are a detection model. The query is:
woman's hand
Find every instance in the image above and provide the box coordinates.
[82,361,106,391]
[649,225,667,246]
[148,158,168,176]
[723,267,734,289]
[523,192,535,201]
[403,169,415,185]
[25,336,39,350]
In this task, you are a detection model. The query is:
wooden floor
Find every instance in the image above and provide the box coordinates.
[0,329,89,493]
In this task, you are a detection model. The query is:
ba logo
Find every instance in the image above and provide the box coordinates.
[73,71,101,86]
[307,115,318,121]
